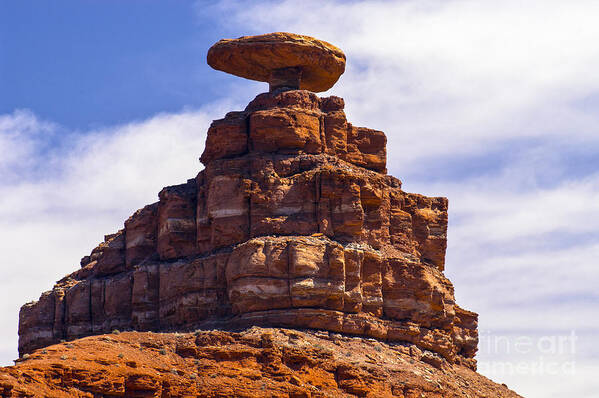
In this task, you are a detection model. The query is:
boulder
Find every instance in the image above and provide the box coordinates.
[207,32,346,92]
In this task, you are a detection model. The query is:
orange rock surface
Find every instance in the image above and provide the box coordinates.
[1,328,520,398]
[207,33,346,92]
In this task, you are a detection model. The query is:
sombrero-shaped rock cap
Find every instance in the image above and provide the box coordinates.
[207,32,346,92]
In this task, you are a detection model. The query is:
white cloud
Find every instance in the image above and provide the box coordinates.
[449,177,599,244]
[0,110,57,184]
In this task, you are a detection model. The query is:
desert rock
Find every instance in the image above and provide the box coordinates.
[2,329,521,398]
[207,32,346,92]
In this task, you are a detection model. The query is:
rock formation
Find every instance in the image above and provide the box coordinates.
[14,32,493,395]
[207,32,346,92]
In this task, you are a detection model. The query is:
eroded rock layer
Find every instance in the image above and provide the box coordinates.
[18,89,478,370]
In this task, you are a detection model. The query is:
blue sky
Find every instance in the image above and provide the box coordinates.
[1,1,228,129]
[1,1,599,397]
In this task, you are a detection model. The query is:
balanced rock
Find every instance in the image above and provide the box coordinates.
[207,32,346,92]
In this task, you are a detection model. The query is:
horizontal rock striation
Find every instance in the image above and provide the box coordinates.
[19,89,478,370]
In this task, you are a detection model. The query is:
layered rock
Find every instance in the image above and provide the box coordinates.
[18,89,478,370]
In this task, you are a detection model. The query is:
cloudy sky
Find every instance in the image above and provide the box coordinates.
[1,1,598,396]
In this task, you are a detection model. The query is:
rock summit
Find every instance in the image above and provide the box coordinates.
[207,32,346,92]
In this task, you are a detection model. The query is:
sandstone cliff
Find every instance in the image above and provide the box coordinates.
[18,89,478,373]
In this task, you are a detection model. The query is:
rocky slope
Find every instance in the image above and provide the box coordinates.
[2,328,520,397]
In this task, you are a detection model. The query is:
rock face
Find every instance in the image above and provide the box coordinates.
[207,32,346,92]
[18,88,479,371]
[1,329,521,398]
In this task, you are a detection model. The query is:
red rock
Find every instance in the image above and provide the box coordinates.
[1,329,521,398]
[201,172,251,250]
[131,264,159,330]
[65,280,91,339]
[94,274,132,334]
[207,32,346,92]
[157,180,197,260]
[346,126,387,173]
[17,292,55,356]
[199,111,248,165]
[92,230,126,276]
[124,203,158,267]
[250,108,322,153]
[199,89,387,174]
[324,109,349,155]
